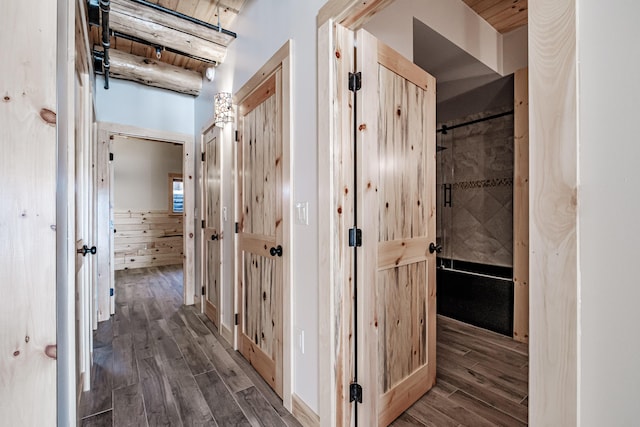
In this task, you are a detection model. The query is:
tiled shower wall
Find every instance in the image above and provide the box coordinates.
[436,107,514,267]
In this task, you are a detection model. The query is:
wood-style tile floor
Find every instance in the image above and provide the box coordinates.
[80,265,301,427]
[394,316,529,426]
[81,265,528,426]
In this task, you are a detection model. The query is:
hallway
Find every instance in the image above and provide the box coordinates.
[80,266,300,426]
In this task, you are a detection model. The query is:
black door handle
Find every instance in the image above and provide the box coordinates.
[429,242,442,254]
[211,234,219,241]
[77,245,97,256]
[269,245,283,257]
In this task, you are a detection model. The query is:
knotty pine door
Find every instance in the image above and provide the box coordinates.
[355,29,437,426]
[202,126,222,328]
[236,69,284,397]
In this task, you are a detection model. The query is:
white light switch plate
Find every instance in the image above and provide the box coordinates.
[295,202,309,225]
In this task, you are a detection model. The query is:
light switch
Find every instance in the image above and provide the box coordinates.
[295,202,309,225]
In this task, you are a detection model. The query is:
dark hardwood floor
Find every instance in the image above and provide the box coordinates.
[81,265,528,426]
[393,316,529,427]
[80,265,300,427]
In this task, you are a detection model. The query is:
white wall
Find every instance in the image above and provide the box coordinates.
[112,136,183,211]
[96,75,195,135]
[578,1,640,424]
[363,0,527,76]
[194,0,326,413]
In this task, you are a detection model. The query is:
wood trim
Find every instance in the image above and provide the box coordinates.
[239,73,278,116]
[513,67,529,343]
[378,364,432,427]
[377,237,429,270]
[96,127,112,321]
[317,20,356,427]
[205,300,218,327]
[233,40,291,104]
[529,0,578,425]
[292,394,321,427]
[239,334,277,390]
[318,0,396,30]
[97,122,196,306]
[377,42,430,91]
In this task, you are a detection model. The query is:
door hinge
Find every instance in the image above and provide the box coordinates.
[235,313,239,325]
[348,72,362,92]
[350,382,363,403]
[110,288,114,297]
[235,130,239,142]
[201,152,205,162]
[201,220,205,229]
[235,222,239,234]
[201,286,205,295]
[109,152,114,161]
[348,227,362,247]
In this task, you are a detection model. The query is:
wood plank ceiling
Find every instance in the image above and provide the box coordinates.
[462,0,528,34]
[90,0,247,74]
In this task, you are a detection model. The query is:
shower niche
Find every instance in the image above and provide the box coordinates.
[436,75,516,336]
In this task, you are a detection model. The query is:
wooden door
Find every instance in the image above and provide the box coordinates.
[202,127,222,327]
[236,70,284,397]
[356,29,437,426]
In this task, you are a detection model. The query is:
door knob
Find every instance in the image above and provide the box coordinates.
[429,242,442,254]
[211,233,219,241]
[270,245,283,257]
[77,245,97,256]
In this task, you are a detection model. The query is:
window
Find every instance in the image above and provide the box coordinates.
[169,173,184,214]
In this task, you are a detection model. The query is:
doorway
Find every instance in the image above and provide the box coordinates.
[95,123,195,322]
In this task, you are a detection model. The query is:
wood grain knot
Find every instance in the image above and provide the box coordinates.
[45,344,57,360]
[262,292,266,301]
[188,175,192,179]
[344,187,349,194]
[3,96,10,102]
[337,206,342,214]
[40,108,56,126]
[396,108,402,116]
[25,336,30,343]
[335,50,341,59]
[358,124,366,131]
[188,233,193,238]
[13,350,20,357]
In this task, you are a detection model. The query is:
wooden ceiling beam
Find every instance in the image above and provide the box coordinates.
[109,9,227,63]
[111,0,235,46]
[106,48,203,95]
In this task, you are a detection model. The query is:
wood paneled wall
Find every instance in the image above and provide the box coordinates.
[114,210,184,270]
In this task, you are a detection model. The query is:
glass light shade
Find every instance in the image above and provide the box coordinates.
[214,92,233,127]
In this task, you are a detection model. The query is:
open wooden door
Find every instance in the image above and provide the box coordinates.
[236,70,284,397]
[202,125,222,328]
[356,29,437,426]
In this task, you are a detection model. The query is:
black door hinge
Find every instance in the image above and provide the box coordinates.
[235,313,239,325]
[109,152,114,161]
[348,72,361,92]
[201,220,205,229]
[201,152,205,162]
[235,222,239,234]
[235,130,239,142]
[350,382,363,403]
[110,288,114,297]
[348,227,362,247]
[201,286,205,295]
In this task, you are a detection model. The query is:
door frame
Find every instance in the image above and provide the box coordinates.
[95,122,196,318]
[318,1,579,426]
[232,40,293,410]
